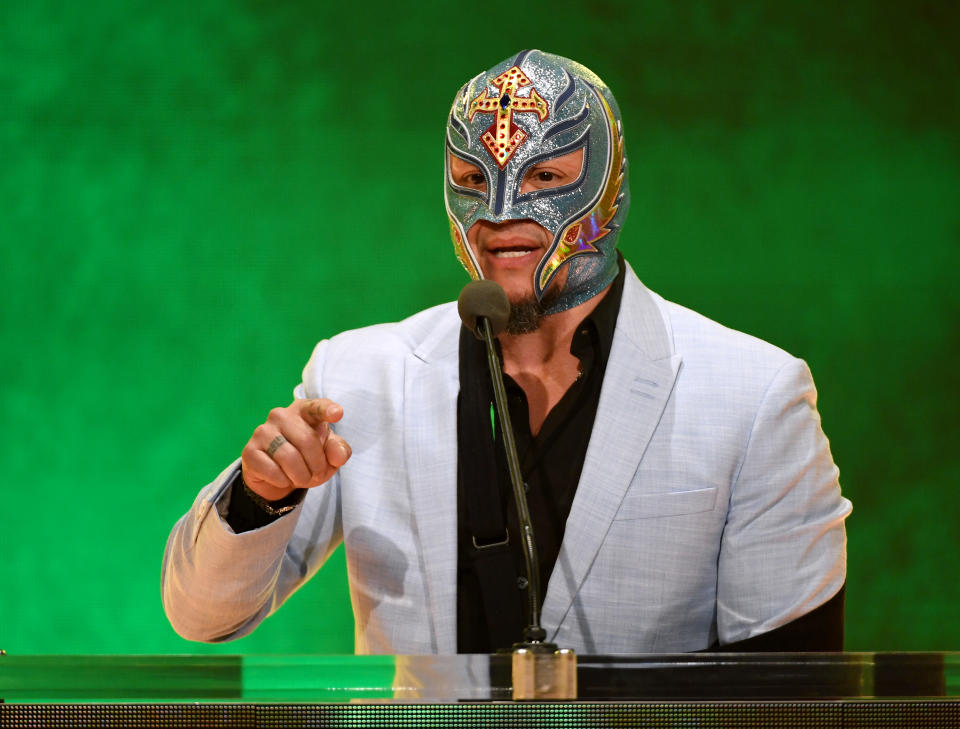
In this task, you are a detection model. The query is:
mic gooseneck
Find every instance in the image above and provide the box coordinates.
[457,281,551,650]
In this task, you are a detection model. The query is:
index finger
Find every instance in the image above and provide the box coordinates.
[297,398,344,426]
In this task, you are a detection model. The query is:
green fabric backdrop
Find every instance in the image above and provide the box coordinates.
[2,0,957,654]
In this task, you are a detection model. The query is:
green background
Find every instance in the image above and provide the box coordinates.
[2,0,957,655]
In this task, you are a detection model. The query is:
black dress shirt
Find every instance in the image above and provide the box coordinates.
[456,268,625,653]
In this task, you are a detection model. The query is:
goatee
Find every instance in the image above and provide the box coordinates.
[505,288,560,335]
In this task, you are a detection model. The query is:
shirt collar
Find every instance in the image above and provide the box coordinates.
[569,254,626,367]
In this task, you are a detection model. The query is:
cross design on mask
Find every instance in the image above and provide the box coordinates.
[468,66,549,168]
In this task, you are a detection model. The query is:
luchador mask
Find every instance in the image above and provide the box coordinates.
[445,49,629,314]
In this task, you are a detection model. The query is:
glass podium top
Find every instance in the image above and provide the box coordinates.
[1,652,957,703]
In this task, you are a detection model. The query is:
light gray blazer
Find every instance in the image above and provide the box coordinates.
[162,265,850,654]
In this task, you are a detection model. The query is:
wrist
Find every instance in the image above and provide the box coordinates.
[239,471,305,517]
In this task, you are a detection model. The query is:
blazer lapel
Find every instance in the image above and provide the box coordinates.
[541,269,682,642]
[403,313,461,654]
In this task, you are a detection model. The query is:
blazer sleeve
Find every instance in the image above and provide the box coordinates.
[161,341,344,643]
[716,356,852,645]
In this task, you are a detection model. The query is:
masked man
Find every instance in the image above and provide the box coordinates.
[162,50,851,654]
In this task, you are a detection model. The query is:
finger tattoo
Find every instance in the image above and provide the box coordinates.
[266,434,287,457]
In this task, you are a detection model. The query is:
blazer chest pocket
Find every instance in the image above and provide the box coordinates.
[614,486,718,520]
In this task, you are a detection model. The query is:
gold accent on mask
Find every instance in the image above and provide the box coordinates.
[537,93,624,294]
[449,217,481,280]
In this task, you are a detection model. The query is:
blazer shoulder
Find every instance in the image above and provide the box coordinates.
[323,301,459,360]
[629,284,812,408]
[299,302,460,396]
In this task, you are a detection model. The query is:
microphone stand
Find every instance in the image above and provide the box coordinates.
[475,313,577,700]
[476,314,548,649]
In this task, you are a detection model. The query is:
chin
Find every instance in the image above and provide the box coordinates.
[503,286,563,335]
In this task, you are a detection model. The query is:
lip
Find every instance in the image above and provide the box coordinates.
[483,237,542,254]
[480,241,541,268]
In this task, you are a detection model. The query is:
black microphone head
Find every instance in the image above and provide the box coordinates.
[457,280,511,339]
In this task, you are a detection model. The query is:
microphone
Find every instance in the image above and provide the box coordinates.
[457,279,510,339]
[457,280,550,650]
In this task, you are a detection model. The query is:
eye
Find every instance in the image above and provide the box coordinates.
[523,166,565,189]
[519,147,585,194]
[455,170,486,191]
[449,154,487,192]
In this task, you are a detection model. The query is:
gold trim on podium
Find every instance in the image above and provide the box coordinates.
[512,648,577,700]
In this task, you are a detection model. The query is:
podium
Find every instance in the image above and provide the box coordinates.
[1,652,957,727]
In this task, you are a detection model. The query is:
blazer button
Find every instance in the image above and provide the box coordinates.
[517,576,529,590]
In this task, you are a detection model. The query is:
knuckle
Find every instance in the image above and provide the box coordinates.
[267,407,286,422]
[307,453,330,476]
[270,466,292,488]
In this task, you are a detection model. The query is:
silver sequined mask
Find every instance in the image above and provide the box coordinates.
[444,49,630,313]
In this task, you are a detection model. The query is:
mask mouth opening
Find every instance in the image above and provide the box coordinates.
[465,218,549,262]
[490,246,538,257]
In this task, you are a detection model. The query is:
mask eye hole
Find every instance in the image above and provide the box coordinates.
[449,154,487,193]
[520,147,584,193]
